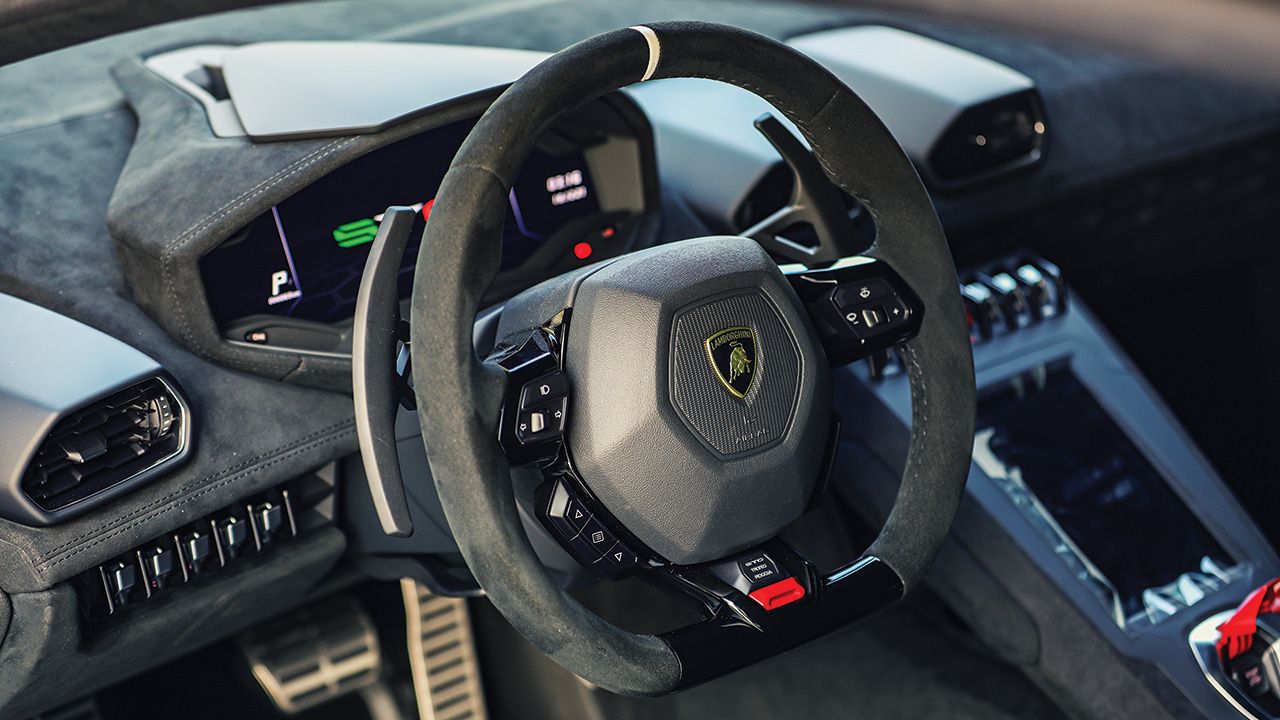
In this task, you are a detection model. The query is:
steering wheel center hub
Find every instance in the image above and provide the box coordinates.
[563,237,832,564]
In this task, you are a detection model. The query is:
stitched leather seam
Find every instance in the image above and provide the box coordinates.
[39,418,354,558]
[41,425,355,572]
[903,343,928,488]
[158,136,359,372]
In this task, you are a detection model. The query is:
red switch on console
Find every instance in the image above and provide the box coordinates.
[748,577,806,611]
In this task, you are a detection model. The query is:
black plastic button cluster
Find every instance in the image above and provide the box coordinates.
[542,481,639,579]
[494,324,572,467]
[961,256,1066,344]
[831,278,913,340]
[75,484,308,619]
[516,372,568,444]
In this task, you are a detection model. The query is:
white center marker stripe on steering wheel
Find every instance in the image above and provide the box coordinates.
[629,25,661,81]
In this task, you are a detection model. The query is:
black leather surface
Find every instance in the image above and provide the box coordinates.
[412,21,971,695]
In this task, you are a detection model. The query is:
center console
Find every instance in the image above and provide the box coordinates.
[833,255,1280,719]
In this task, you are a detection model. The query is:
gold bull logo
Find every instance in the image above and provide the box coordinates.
[704,327,757,399]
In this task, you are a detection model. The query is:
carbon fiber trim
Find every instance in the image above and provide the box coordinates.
[671,291,801,457]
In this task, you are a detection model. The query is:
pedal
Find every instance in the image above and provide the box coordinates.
[401,579,488,720]
[238,595,381,715]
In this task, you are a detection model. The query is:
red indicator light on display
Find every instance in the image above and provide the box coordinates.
[421,198,435,222]
[601,226,616,239]
[573,242,593,260]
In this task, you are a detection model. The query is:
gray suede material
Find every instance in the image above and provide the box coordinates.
[107,58,498,391]
[413,22,972,695]
[0,528,346,718]
[0,99,362,592]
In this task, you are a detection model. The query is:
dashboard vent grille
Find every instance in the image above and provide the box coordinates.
[22,378,186,512]
[928,89,1046,188]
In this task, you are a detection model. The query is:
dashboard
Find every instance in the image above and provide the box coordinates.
[198,98,655,352]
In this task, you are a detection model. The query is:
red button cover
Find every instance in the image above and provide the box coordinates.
[748,577,806,611]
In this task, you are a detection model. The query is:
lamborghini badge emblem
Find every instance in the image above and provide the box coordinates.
[705,326,757,399]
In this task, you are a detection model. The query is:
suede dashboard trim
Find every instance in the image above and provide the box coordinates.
[0,420,356,591]
[107,57,501,393]
[38,419,355,567]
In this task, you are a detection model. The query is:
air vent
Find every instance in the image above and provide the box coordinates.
[928,90,1046,188]
[22,377,188,512]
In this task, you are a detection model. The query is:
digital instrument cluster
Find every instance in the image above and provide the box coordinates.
[200,114,641,334]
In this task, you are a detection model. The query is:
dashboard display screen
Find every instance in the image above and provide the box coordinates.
[200,117,600,326]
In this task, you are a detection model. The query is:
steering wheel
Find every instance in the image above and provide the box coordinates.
[353,21,975,696]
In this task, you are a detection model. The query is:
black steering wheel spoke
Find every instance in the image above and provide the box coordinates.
[785,257,925,367]
[490,310,572,468]
[652,539,904,690]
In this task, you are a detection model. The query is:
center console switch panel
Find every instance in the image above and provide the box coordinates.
[960,255,1066,344]
[73,473,334,620]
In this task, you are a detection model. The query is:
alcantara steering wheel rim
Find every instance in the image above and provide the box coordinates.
[403,21,975,696]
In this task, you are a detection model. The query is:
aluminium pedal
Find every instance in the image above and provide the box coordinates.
[238,595,382,715]
[401,579,488,720]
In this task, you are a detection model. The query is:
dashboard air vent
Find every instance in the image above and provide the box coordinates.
[928,89,1046,188]
[22,378,187,512]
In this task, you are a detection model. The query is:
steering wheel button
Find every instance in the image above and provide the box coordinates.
[578,517,616,558]
[833,279,893,308]
[738,554,781,588]
[862,307,884,328]
[748,577,806,611]
[544,481,592,538]
[598,542,638,570]
[520,372,568,409]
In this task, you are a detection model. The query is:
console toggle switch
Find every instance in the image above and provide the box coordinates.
[144,545,177,589]
[978,272,1032,330]
[252,501,285,545]
[218,516,249,558]
[1014,263,1055,320]
[181,530,213,573]
[106,560,139,605]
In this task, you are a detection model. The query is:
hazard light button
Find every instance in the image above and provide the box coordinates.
[748,577,806,611]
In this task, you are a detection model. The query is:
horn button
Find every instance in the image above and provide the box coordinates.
[564,238,832,565]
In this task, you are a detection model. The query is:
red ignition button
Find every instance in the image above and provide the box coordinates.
[748,577,806,611]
